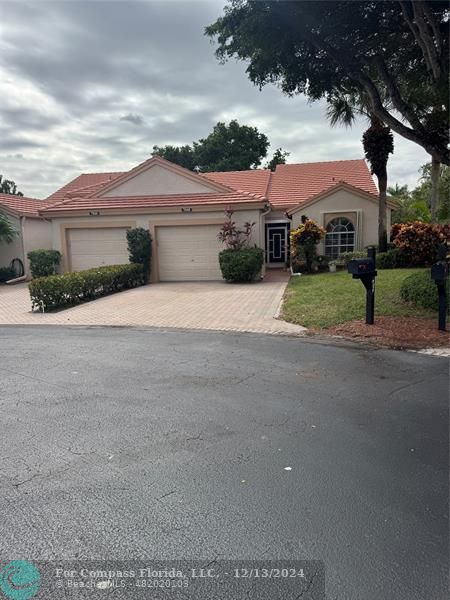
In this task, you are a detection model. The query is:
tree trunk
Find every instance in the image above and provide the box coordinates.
[377,168,388,252]
[430,155,441,221]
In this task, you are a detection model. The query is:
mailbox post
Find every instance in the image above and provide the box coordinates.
[431,244,448,331]
[347,246,377,324]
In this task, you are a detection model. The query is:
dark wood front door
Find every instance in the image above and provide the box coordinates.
[266,224,289,264]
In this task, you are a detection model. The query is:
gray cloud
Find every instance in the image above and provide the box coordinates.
[120,113,145,126]
[1,0,427,198]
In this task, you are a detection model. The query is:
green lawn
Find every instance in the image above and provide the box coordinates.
[282,268,435,329]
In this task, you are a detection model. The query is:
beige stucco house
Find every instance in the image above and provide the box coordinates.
[0,155,394,281]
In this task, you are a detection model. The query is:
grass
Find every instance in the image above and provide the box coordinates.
[281,268,435,329]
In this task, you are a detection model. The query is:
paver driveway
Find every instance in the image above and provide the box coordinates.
[0,276,306,335]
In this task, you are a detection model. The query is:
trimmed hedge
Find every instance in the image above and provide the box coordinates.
[219,247,264,282]
[29,263,144,311]
[337,251,367,266]
[400,270,444,311]
[376,248,408,269]
[27,249,61,278]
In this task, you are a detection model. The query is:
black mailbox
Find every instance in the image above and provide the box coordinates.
[347,258,376,278]
[431,262,448,282]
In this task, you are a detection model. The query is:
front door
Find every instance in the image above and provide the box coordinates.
[266,223,289,264]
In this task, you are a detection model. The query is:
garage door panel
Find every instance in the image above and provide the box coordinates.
[158,225,222,281]
[69,227,129,271]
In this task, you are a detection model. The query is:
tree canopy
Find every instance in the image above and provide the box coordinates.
[206,1,449,165]
[153,120,287,172]
[390,163,450,223]
[0,175,23,196]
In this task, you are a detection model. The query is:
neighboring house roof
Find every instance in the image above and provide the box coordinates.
[45,172,124,203]
[41,190,267,215]
[205,159,378,208]
[0,194,52,218]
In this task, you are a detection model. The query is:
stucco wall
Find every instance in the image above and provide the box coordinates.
[22,218,53,276]
[0,213,23,270]
[51,207,264,273]
[102,164,218,197]
[292,189,390,252]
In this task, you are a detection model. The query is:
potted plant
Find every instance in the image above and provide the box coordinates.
[328,261,337,273]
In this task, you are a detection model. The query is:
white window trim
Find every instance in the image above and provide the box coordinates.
[320,210,362,251]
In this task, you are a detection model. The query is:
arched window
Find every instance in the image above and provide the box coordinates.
[325,217,355,258]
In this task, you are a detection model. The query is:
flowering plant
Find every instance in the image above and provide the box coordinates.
[217,209,255,250]
[290,219,325,273]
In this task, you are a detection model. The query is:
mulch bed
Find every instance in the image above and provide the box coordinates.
[322,316,449,350]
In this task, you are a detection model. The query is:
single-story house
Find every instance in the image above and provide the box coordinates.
[0,155,395,281]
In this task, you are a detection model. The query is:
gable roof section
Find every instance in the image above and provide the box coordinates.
[92,155,233,198]
[268,159,378,207]
[203,159,377,208]
[286,181,394,214]
[40,189,267,216]
[0,194,52,217]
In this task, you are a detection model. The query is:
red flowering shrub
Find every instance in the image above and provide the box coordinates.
[391,221,450,265]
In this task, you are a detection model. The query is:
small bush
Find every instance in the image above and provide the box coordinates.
[219,247,264,282]
[0,267,15,282]
[337,251,367,266]
[28,263,144,311]
[400,271,444,311]
[391,221,450,265]
[126,228,152,283]
[27,249,61,278]
[376,248,409,269]
[314,255,329,271]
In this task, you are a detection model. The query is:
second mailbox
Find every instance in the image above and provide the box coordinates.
[431,262,448,282]
[347,258,376,278]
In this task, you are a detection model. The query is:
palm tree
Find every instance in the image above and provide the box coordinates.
[326,94,394,252]
[0,213,18,244]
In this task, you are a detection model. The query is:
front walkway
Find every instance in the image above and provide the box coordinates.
[0,274,306,336]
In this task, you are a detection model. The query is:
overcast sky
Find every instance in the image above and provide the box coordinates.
[1,0,429,199]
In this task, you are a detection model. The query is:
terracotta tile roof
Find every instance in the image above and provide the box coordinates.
[202,169,272,196]
[267,160,378,207]
[41,190,267,214]
[45,172,123,203]
[205,159,377,208]
[0,194,52,217]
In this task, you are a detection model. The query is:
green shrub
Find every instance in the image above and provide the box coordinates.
[376,248,409,269]
[314,255,329,271]
[400,270,444,311]
[126,228,152,283]
[337,251,367,266]
[28,263,144,311]
[0,266,15,282]
[219,247,264,282]
[27,249,61,278]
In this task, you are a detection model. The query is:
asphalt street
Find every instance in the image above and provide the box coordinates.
[0,326,448,599]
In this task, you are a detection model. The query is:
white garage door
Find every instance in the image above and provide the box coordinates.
[157,225,222,281]
[68,227,129,272]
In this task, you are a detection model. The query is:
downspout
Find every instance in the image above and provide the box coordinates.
[260,204,272,277]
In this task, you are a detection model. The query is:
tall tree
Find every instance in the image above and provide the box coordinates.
[0,213,18,244]
[265,148,290,171]
[0,175,23,196]
[151,145,197,171]
[152,120,282,172]
[206,1,449,165]
[326,95,394,251]
[362,118,394,251]
[412,163,450,222]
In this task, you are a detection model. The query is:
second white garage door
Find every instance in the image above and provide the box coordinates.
[68,227,129,271]
[157,224,223,281]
